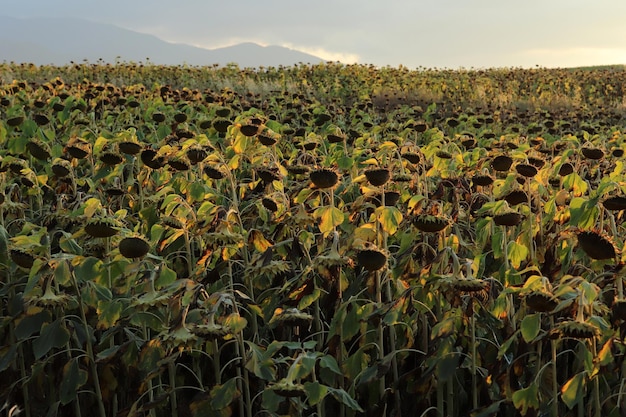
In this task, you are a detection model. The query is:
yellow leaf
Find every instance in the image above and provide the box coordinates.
[248,230,272,253]
[314,206,344,235]
[376,206,403,235]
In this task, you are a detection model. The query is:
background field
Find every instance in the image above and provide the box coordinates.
[1,62,626,417]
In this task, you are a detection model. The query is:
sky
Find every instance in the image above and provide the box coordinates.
[3,0,626,69]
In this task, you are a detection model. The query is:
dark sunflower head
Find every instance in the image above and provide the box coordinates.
[525,291,558,313]
[186,146,209,164]
[168,157,191,172]
[256,167,281,183]
[357,249,388,271]
[612,300,626,321]
[140,148,166,169]
[556,321,599,339]
[119,235,150,259]
[212,118,232,133]
[412,215,449,233]
[204,165,225,180]
[310,168,339,189]
[502,189,528,206]
[491,155,513,172]
[65,137,91,159]
[118,141,142,155]
[364,168,391,187]
[84,217,120,238]
[515,163,538,178]
[51,158,72,178]
[558,162,574,177]
[27,138,51,161]
[10,248,36,269]
[493,211,522,227]
[581,147,604,160]
[472,174,494,187]
[240,124,259,136]
[602,196,626,211]
[577,230,617,260]
[402,152,421,164]
[99,151,124,166]
[261,197,279,213]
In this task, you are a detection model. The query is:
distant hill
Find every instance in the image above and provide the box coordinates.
[0,15,324,67]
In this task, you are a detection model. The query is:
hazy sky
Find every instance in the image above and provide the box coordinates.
[3,0,626,68]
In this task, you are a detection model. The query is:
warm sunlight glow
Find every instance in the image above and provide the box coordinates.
[521,47,626,67]
[280,43,360,64]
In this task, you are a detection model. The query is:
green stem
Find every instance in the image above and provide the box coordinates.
[437,379,444,417]
[236,333,253,417]
[591,340,601,417]
[168,360,178,417]
[184,229,193,278]
[471,314,478,410]
[72,275,107,417]
[551,317,558,417]
[143,323,157,417]
[213,339,221,385]
[447,377,455,417]
[375,271,386,411]
[527,180,535,261]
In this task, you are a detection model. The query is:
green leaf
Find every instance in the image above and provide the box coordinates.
[188,181,206,202]
[298,287,321,310]
[319,355,342,375]
[287,352,318,381]
[53,258,73,286]
[337,155,354,170]
[245,342,276,381]
[507,240,528,269]
[563,172,588,196]
[261,389,281,413]
[59,231,82,256]
[223,313,247,334]
[156,264,177,288]
[471,400,506,417]
[96,300,123,330]
[580,280,598,306]
[0,345,17,372]
[33,319,71,360]
[314,206,344,235]
[376,206,403,235]
[0,225,10,268]
[14,310,51,340]
[327,387,364,412]
[568,197,599,229]
[596,339,613,368]
[210,378,239,410]
[520,314,540,343]
[497,330,520,359]
[436,353,459,382]
[60,358,88,405]
[431,315,458,339]
[304,381,328,405]
[512,383,539,415]
[74,257,104,284]
[561,372,586,409]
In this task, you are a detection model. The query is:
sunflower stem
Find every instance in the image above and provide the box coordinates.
[551,317,558,417]
[72,271,107,417]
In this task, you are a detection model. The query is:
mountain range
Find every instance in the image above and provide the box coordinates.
[0,15,325,67]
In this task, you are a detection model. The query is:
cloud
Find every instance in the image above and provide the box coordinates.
[280,44,360,64]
